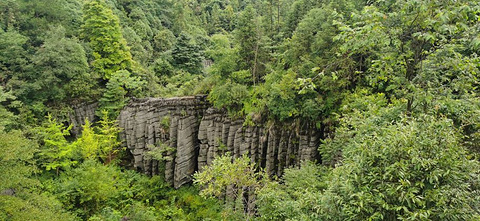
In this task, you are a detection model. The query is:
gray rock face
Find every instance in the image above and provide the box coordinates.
[1,188,15,196]
[118,96,321,188]
[69,102,98,135]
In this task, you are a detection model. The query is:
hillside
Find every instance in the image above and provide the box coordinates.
[1,0,479,220]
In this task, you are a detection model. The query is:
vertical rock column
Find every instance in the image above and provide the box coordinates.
[165,115,178,185]
[299,123,320,162]
[69,102,98,136]
[174,115,200,188]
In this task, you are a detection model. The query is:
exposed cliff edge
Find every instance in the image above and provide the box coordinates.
[115,96,321,189]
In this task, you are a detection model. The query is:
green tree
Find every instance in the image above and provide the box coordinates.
[335,0,480,115]
[205,34,239,78]
[0,86,16,131]
[13,0,81,46]
[208,78,250,116]
[32,26,95,103]
[0,29,29,87]
[319,97,480,220]
[194,153,264,217]
[282,0,310,37]
[73,112,121,163]
[81,0,134,79]
[284,7,339,72]
[0,130,38,191]
[0,192,76,221]
[0,0,19,31]
[38,115,77,174]
[55,159,120,218]
[256,162,330,221]
[0,127,76,221]
[95,111,122,163]
[74,120,99,160]
[330,0,480,157]
[171,32,204,75]
[152,57,174,79]
[234,5,260,80]
[220,5,235,32]
[122,26,151,67]
[98,70,145,119]
[153,29,176,53]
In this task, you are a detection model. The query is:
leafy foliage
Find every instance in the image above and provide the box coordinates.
[98,70,145,119]
[38,115,77,173]
[195,153,263,198]
[32,26,95,104]
[0,86,17,130]
[55,159,120,218]
[321,114,480,220]
[171,32,204,75]
[0,129,38,191]
[0,126,76,221]
[194,153,265,217]
[256,162,330,221]
[0,0,479,219]
[0,193,76,221]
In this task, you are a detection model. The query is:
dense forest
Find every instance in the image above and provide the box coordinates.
[0,0,479,220]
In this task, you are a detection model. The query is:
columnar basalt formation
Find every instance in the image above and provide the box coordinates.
[118,96,207,188]
[118,96,321,188]
[69,102,98,136]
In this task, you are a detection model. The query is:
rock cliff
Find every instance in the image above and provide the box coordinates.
[118,96,321,189]
[69,102,98,136]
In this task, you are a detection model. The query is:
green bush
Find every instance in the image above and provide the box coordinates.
[320,113,480,220]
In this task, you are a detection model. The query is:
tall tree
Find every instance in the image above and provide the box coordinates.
[320,101,480,220]
[0,86,16,130]
[235,5,257,72]
[171,32,203,75]
[98,70,144,119]
[81,0,134,80]
[0,29,29,88]
[33,26,94,104]
[0,0,19,31]
[235,4,268,84]
[38,115,77,174]
[336,0,480,115]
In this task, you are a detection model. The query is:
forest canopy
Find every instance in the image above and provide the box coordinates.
[0,0,479,220]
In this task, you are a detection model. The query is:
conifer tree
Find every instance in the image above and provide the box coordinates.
[235,5,257,72]
[171,32,203,75]
[81,0,134,80]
